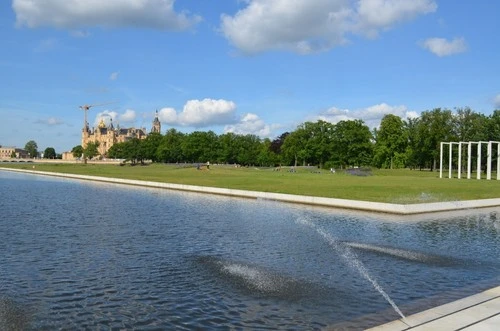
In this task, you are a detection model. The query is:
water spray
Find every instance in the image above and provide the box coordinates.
[296,218,409,324]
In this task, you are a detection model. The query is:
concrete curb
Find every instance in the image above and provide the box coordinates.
[2,167,500,215]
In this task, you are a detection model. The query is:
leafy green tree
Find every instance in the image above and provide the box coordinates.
[331,120,373,168]
[454,107,488,141]
[488,110,500,140]
[182,131,218,163]
[415,108,455,171]
[107,142,127,159]
[156,129,185,163]
[43,147,56,159]
[83,142,100,160]
[24,140,38,158]
[281,126,309,166]
[217,132,238,164]
[373,114,408,169]
[234,134,261,166]
[142,132,162,162]
[71,145,84,158]
[10,151,16,158]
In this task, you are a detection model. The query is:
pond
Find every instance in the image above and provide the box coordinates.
[0,170,499,330]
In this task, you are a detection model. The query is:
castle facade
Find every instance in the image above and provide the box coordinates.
[82,110,161,157]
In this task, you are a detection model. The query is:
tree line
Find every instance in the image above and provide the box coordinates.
[69,107,500,170]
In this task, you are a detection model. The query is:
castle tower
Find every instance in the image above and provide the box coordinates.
[151,110,161,133]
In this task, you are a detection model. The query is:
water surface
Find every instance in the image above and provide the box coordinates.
[0,170,499,329]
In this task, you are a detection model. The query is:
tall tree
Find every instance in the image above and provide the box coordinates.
[43,147,56,159]
[454,107,488,141]
[24,140,38,158]
[71,145,84,158]
[373,114,408,169]
[156,129,185,163]
[331,120,373,168]
[415,108,455,171]
[83,142,100,160]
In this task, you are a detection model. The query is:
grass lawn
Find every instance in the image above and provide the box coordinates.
[1,162,500,204]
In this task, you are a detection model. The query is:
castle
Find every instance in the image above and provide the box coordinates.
[81,110,161,157]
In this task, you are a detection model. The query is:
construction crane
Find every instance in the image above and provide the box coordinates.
[79,102,114,131]
[79,102,115,164]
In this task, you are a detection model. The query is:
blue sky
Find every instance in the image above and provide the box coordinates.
[1,0,499,153]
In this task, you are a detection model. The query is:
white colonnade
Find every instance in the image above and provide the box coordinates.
[440,141,500,180]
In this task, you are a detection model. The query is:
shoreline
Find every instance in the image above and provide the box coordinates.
[3,167,500,216]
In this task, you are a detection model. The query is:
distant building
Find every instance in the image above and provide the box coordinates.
[82,110,161,157]
[0,147,29,159]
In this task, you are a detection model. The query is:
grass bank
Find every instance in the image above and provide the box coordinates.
[1,163,500,204]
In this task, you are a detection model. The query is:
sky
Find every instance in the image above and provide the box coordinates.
[1,0,499,153]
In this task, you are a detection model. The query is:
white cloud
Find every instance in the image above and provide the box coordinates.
[220,0,350,54]
[120,109,136,123]
[315,103,416,128]
[220,0,437,54]
[420,37,467,57]
[355,0,437,37]
[94,109,136,127]
[494,94,500,109]
[224,113,280,137]
[13,0,201,30]
[109,72,119,81]
[159,99,237,127]
[35,117,64,126]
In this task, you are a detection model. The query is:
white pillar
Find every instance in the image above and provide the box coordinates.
[497,143,500,180]
[449,143,453,178]
[440,142,444,179]
[458,143,462,179]
[477,142,482,180]
[467,142,472,179]
[487,141,492,180]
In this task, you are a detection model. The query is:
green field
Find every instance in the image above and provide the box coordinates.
[1,163,500,203]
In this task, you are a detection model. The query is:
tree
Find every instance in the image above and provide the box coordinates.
[25,140,38,158]
[142,132,162,162]
[83,142,100,160]
[71,145,84,158]
[415,108,455,171]
[453,107,488,141]
[44,147,56,159]
[373,114,408,169]
[156,129,185,163]
[331,120,373,168]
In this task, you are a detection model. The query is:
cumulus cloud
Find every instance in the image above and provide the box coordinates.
[315,103,416,128]
[220,0,437,54]
[13,0,202,30]
[159,99,237,127]
[94,109,136,127]
[420,37,467,57]
[494,94,500,109]
[224,113,280,137]
[355,0,437,37]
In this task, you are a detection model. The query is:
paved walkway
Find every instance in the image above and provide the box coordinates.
[367,286,500,330]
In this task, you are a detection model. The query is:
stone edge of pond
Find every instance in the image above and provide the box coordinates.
[3,167,500,216]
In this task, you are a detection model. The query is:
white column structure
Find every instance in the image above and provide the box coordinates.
[440,141,500,180]
[498,143,500,180]
[440,142,444,179]
[457,142,468,179]
[477,142,482,180]
[467,142,473,179]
